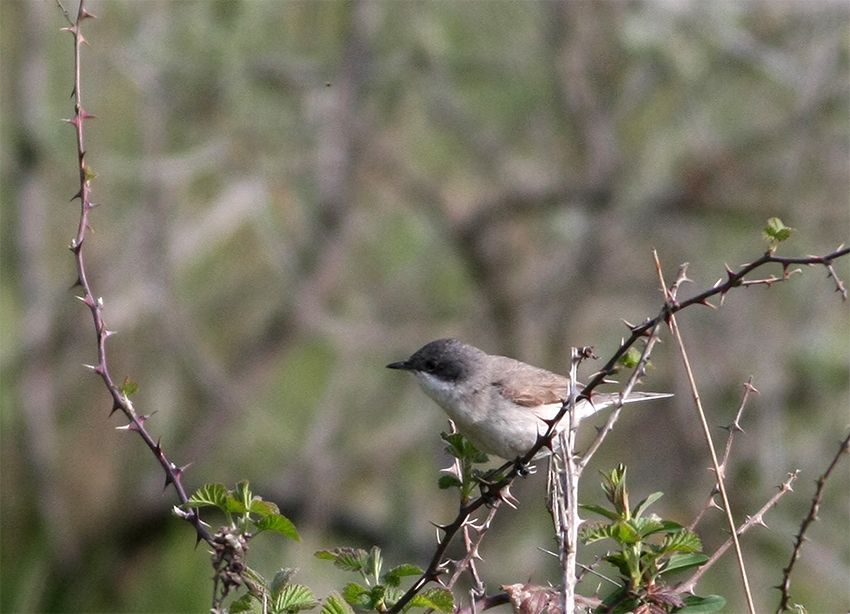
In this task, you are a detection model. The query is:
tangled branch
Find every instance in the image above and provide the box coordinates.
[389,245,849,613]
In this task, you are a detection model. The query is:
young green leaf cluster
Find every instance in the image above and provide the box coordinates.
[438,432,491,501]
[763,217,794,251]
[185,481,299,541]
[184,481,302,612]
[579,465,723,614]
[229,568,319,614]
[315,547,454,613]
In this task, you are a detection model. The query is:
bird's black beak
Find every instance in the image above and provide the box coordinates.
[386,360,412,370]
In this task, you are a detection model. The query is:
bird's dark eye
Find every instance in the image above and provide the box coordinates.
[424,359,438,372]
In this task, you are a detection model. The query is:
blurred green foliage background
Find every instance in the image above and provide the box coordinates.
[1,1,848,612]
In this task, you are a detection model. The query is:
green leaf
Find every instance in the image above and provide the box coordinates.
[619,347,641,369]
[120,376,139,397]
[314,550,337,562]
[580,523,617,545]
[602,552,631,580]
[579,503,621,521]
[271,568,298,599]
[367,545,383,581]
[763,217,794,246]
[383,563,423,587]
[273,584,318,613]
[236,480,254,511]
[185,483,229,510]
[631,516,664,538]
[230,593,255,613]
[437,475,462,490]
[406,587,454,613]
[383,585,404,606]
[254,513,300,541]
[601,465,629,514]
[341,582,370,608]
[440,432,489,463]
[632,491,664,518]
[367,585,386,609]
[242,565,269,598]
[321,593,355,614]
[224,493,249,514]
[250,498,281,518]
[660,528,702,554]
[342,584,386,610]
[315,548,370,573]
[610,520,640,545]
[675,594,726,613]
[661,553,709,575]
[659,519,686,532]
[592,586,630,614]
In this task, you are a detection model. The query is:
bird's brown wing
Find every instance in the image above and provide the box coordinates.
[492,359,570,407]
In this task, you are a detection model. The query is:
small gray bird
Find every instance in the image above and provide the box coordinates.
[387,338,671,460]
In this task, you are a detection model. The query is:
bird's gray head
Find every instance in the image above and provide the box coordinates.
[386,338,485,383]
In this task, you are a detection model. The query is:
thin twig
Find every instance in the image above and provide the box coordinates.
[678,471,799,594]
[59,0,211,545]
[54,0,74,25]
[655,253,756,614]
[690,378,759,531]
[776,431,850,613]
[719,378,758,475]
[824,260,848,299]
[579,246,850,401]
[737,268,802,288]
[446,506,498,594]
[578,323,664,469]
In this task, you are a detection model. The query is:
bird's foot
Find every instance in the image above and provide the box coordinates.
[514,459,536,477]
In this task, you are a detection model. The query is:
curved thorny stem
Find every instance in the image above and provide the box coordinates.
[59,0,211,545]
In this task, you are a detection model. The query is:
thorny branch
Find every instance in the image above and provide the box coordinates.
[689,377,759,531]
[678,471,800,594]
[445,506,498,596]
[577,321,664,469]
[59,0,211,545]
[582,246,849,402]
[389,245,848,614]
[776,432,850,613]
